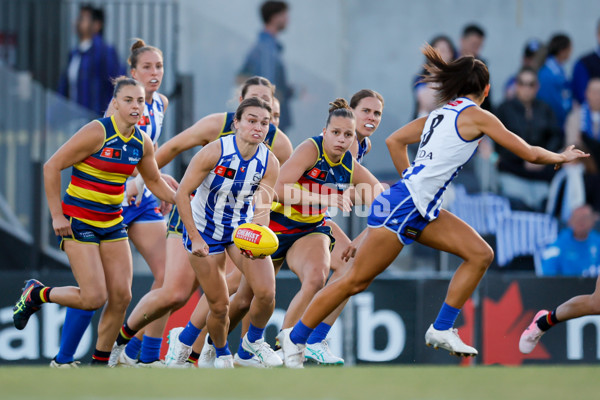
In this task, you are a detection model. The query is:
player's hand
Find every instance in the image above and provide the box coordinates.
[240,249,266,260]
[555,145,589,170]
[159,200,172,216]
[191,238,209,257]
[161,173,179,191]
[324,194,353,212]
[52,215,73,237]
[125,179,139,204]
[133,174,146,205]
[342,244,358,262]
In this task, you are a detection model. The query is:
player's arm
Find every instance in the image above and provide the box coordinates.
[136,132,176,204]
[155,112,225,168]
[274,140,351,211]
[252,153,280,226]
[385,116,427,176]
[175,141,221,257]
[351,163,385,206]
[43,121,105,236]
[470,107,588,167]
[271,129,293,165]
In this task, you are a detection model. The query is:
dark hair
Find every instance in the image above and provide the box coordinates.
[234,97,272,122]
[80,4,104,34]
[547,34,571,57]
[326,98,355,126]
[240,76,275,99]
[350,89,384,109]
[462,24,485,38]
[431,35,457,59]
[261,1,288,24]
[128,38,163,68]
[112,76,144,97]
[420,44,489,104]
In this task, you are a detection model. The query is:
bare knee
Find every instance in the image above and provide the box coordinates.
[232,292,253,314]
[106,287,132,311]
[164,289,190,311]
[470,242,494,270]
[80,289,107,310]
[346,276,371,296]
[301,266,328,293]
[209,299,230,321]
[252,286,275,307]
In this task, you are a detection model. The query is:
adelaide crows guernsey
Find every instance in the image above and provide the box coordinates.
[403,97,481,221]
[62,115,145,228]
[189,134,270,241]
[270,135,354,233]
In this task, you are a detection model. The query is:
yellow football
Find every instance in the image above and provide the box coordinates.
[233,223,279,258]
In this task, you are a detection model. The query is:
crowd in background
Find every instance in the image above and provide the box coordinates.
[56,3,600,277]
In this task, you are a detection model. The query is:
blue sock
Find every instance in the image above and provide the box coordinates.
[139,335,162,363]
[433,302,461,330]
[237,341,253,360]
[55,308,94,364]
[289,321,314,345]
[307,322,332,345]
[179,322,202,346]
[246,323,265,343]
[125,336,142,360]
[214,342,231,357]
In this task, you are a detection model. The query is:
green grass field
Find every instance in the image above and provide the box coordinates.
[1,365,598,400]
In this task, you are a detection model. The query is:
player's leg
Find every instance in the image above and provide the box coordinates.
[113,236,197,365]
[282,233,332,329]
[280,227,403,367]
[520,273,600,354]
[92,238,133,365]
[166,251,229,367]
[127,221,169,365]
[417,209,493,356]
[226,245,281,367]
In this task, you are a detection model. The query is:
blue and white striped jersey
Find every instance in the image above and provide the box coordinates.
[356,137,370,164]
[190,134,270,241]
[137,91,165,144]
[403,97,482,221]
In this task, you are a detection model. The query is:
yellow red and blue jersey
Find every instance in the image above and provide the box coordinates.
[269,135,354,233]
[219,111,278,149]
[61,115,145,228]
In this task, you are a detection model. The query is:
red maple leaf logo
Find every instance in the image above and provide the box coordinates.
[482,282,550,365]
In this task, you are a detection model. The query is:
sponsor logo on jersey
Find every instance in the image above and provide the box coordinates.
[448,100,463,107]
[214,165,236,179]
[308,168,328,181]
[100,148,122,160]
[138,116,151,126]
[235,228,262,244]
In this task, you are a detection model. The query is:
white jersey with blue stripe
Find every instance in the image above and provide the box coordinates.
[137,92,165,144]
[190,134,270,241]
[403,97,482,221]
[356,137,370,164]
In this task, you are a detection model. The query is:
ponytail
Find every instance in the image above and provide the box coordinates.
[420,44,489,104]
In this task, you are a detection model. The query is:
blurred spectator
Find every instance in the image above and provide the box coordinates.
[537,33,572,130]
[238,1,293,131]
[412,35,456,118]
[58,4,124,116]
[564,78,600,210]
[495,67,562,211]
[504,39,545,100]
[540,204,600,276]
[460,24,492,111]
[571,18,600,105]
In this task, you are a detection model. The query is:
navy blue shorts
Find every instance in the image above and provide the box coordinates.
[182,226,233,256]
[121,193,164,227]
[271,224,335,261]
[58,216,128,250]
[367,180,430,245]
[166,205,184,237]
